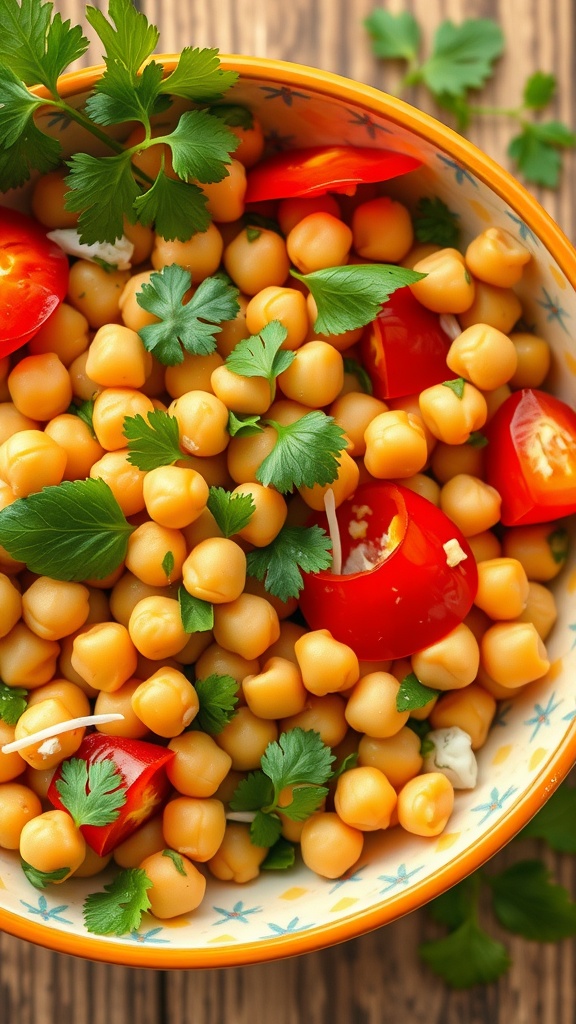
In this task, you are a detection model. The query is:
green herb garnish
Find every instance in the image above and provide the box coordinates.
[257,412,348,493]
[192,673,239,735]
[206,486,255,538]
[225,320,293,399]
[0,681,27,726]
[56,758,126,828]
[396,673,439,712]
[291,264,424,335]
[178,587,214,633]
[246,524,332,602]
[123,409,184,470]
[413,197,460,248]
[83,867,153,936]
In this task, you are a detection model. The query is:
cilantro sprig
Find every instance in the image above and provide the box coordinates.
[291,264,424,335]
[56,758,126,828]
[246,524,332,602]
[257,412,348,493]
[123,409,184,470]
[206,486,255,537]
[0,681,27,726]
[83,867,152,936]
[225,320,294,400]
[364,10,576,188]
[191,673,239,735]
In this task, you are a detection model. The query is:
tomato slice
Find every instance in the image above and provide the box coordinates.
[244,145,421,202]
[47,733,175,856]
[0,207,69,357]
[298,482,478,661]
[485,388,576,526]
[360,286,454,399]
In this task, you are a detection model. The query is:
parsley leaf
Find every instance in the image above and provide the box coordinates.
[231,771,274,812]
[83,867,152,936]
[291,264,424,335]
[281,785,327,822]
[252,809,283,847]
[257,412,348,493]
[246,524,332,602]
[420,918,511,988]
[160,109,239,183]
[0,0,88,93]
[136,265,240,364]
[488,860,576,941]
[208,103,255,130]
[160,46,239,102]
[178,587,214,634]
[519,785,576,853]
[396,673,439,713]
[363,9,420,62]
[85,59,166,128]
[21,860,71,890]
[0,478,134,582]
[206,487,255,538]
[420,19,505,97]
[65,151,139,245]
[225,320,293,392]
[192,673,239,735]
[56,758,126,829]
[523,71,557,110]
[123,409,184,471]
[0,681,27,726]
[413,196,460,248]
[262,837,296,870]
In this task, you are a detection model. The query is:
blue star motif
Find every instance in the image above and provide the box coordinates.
[563,703,576,722]
[378,863,424,893]
[329,866,365,893]
[524,692,563,741]
[472,786,517,825]
[20,895,72,925]
[212,900,262,926]
[493,701,513,728]
[347,110,391,138]
[537,287,570,333]
[261,916,314,938]
[505,211,539,245]
[436,154,478,187]
[128,927,169,945]
[260,85,310,106]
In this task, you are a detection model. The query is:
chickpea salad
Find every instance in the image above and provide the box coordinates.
[0,0,575,936]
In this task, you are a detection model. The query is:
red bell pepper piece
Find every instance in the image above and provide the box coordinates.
[244,145,421,203]
[0,207,69,357]
[484,388,576,526]
[360,286,455,399]
[48,733,175,856]
[298,482,478,661]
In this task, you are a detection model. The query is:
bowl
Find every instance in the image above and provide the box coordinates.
[1,55,576,968]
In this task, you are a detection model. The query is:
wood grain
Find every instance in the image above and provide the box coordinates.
[2,2,575,1021]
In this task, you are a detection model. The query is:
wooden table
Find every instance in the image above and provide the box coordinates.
[3,2,575,1021]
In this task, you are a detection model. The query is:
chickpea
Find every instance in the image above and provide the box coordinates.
[336,765,397,831]
[483,384,512,422]
[67,260,130,328]
[208,822,268,883]
[501,523,568,581]
[364,409,428,479]
[480,621,550,689]
[94,678,150,739]
[19,809,86,881]
[0,429,67,496]
[163,796,226,862]
[139,849,206,918]
[113,815,165,868]
[352,197,413,262]
[299,449,360,511]
[278,195,341,235]
[300,812,364,878]
[345,672,409,738]
[226,423,277,484]
[151,223,224,281]
[397,472,441,506]
[287,212,353,274]
[27,302,89,366]
[195,642,259,685]
[465,227,530,288]
[243,657,308,719]
[73,846,113,878]
[277,341,344,406]
[143,465,209,529]
[44,414,105,481]
[418,382,487,446]
[128,596,191,660]
[27,679,90,720]
[0,573,22,639]
[397,773,454,837]
[508,332,551,388]
[230,482,287,547]
[68,350,103,402]
[90,448,146,516]
[474,557,530,620]
[122,218,155,265]
[358,727,423,790]
[14,698,85,770]
[215,705,278,770]
[458,281,522,334]
[86,324,152,388]
[410,249,475,314]
[211,364,272,414]
[131,667,199,737]
[430,439,485,484]
[169,390,229,457]
[182,537,246,603]
[514,581,557,640]
[71,621,138,692]
[446,323,518,390]
[440,474,502,536]
[0,403,39,446]
[295,630,359,696]
[213,592,280,660]
[0,721,26,783]
[173,629,214,666]
[118,270,159,332]
[165,351,223,399]
[109,571,178,628]
[0,622,59,689]
[245,286,310,351]
[92,387,154,452]
[429,683,497,749]
[201,159,247,222]
[224,227,290,295]
[411,623,480,691]
[125,521,187,587]
[31,168,79,228]
[0,783,42,849]
[167,732,232,798]
[21,577,90,641]
[329,392,388,457]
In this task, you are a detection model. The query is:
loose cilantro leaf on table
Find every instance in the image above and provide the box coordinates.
[413,197,460,248]
[124,409,184,471]
[206,487,255,538]
[420,917,511,989]
[192,673,239,735]
[21,861,71,891]
[225,320,293,395]
[418,19,505,97]
[0,478,134,582]
[508,121,576,189]
[83,867,152,936]
[246,524,332,602]
[291,264,424,335]
[136,265,240,365]
[523,71,557,110]
[488,860,576,941]
[56,758,126,828]
[257,412,348,493]
[364,9,420,62]
[178,587,214,634]
[396,673,439,713]
[0,681,27,726]
[518,784,576,852]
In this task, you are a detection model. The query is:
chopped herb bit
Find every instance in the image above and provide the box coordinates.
[343,358,373,395]
[547,527,569,564]
[162,550,175,580]
[442,377,466,399]
[178,587,214,634]
[67,399,95,434]
[413,196,460,248]
[83,867,152,936]
[56,758,126,829]
[246,226,261,242]
[396,673,439,712]
[227,411,264,437]
[123,409,184,470]
[206,486,255,538]
[246,524,332,602]
[192,673,239,735]
[262,837,296,870]
[466,431,489,448]
[162,849,187,876]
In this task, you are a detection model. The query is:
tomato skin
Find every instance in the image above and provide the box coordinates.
[484,388,576,526]
[0,207,69,357]
[360,287,454,399]
[244,146,421,202]
[299,482,478,661]
[47,733,175,856]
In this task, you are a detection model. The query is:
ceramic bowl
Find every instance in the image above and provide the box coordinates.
[1,56,576,968]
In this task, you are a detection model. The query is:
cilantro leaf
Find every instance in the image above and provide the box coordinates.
[251,809,283,848]
[206,487,255,538]
[178,587,214,634]
[427,874,479,929]
[160,47,239,102]
[161,109,239,183]
[85,0,159,77]
[419,917,511,988]
[488,860,576,941]
[230,771,274,812]
[21,860,71,890]
[519,785,576,852]
[192,673,239,735]
[396,673,439,713]
[547,527,569,565]
[413,196,460,248]
[56,758,126,828]
[280,784,328,822]
[162,550,175,581]
[262,838,296,870]
[0,478,134,582]
[208,104,255,130]
[133,172,211,242]
[225,321,293,389]
[0,0,88,93]
[291,264,424,335]
[162,849,186,876]
[68,399,95,435]
[123,409,183,470]
[83,867,152,936]
[343,358,373,395]
[246,524,332,602]
[0,681,27,726]
[363,10,421,62]
[0,67,61,188]
[420,19,505,98]
[507,127,560,188]
[85,59,166,128]
[228,411,264,438]
[261,728,335,802]
[137,265,239,364]
[466,431,489,448]
[257,412,348,492]
[65,151,139,245]
[442,377,466,399]
[523,71,557,110]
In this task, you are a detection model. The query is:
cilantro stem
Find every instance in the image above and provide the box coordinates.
[465,104,523,118]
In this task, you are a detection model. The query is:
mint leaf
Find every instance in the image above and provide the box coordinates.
[83,867,152,936]
[257,412,348,492]
[192,673,239,735]
[489,860,576,941]
[21,860,70,890]
[206,487,255,538]
[523,72,557,110]
[0,681,27,726]
[291,264,424,335]
[519,785,576,853]
[178,586,214,634]
[0,478,134,581]
[246,524,332,602]
[123,409,184,470]
[420,19,505,97]
[396,673,439,713]
[364,10,420,61]
[65,151,139,245]
[413,196,460,248]
[420,917,511,988]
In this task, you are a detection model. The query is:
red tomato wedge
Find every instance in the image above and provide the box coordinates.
[360,286,454,399]
[244,145,421,202]
[0,207,69,357]
[299,482,478,661]
[485,388,576,526]
[48,733,175,856]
